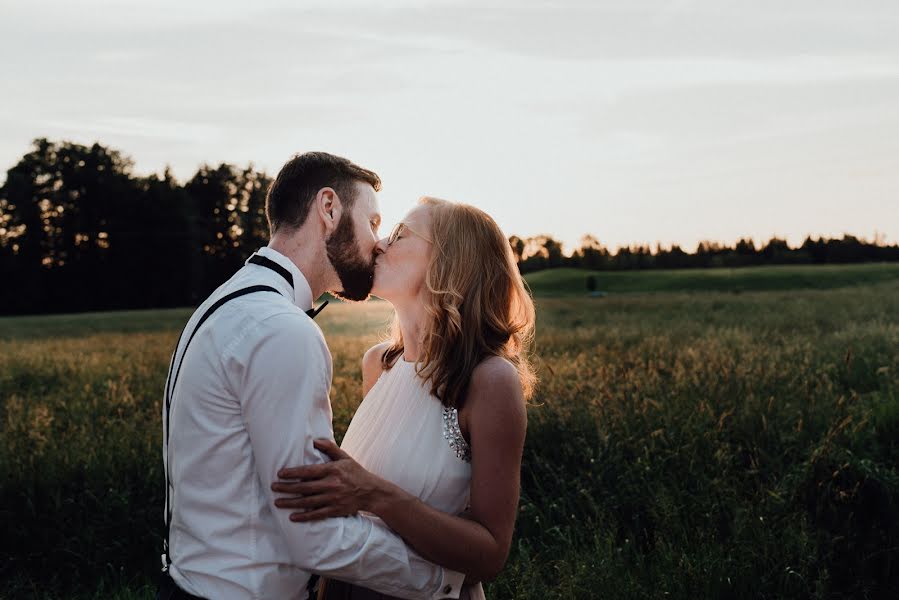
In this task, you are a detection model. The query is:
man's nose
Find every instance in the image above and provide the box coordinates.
[374,238,389,255]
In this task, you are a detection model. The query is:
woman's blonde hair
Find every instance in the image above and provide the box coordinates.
[382,197,536,408]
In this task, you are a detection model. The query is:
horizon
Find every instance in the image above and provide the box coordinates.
[3,136,891,256]
[2,0,898,252]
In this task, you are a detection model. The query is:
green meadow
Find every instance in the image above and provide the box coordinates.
[2,263,898,599]
[524,262,899,296]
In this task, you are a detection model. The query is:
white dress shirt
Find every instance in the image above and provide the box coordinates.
[163,246,464,599]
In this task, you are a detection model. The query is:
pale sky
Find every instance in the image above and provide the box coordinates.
[1,0,897,252]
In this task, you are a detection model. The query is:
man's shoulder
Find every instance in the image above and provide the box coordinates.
[211,290,327,355]
[221,308,331,381]
[256,308,324,341]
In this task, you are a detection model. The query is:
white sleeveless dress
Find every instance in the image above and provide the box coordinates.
[338,357,486,600]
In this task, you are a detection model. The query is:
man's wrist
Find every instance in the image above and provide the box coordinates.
[433,568,465,599]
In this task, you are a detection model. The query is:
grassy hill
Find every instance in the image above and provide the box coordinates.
[524,262,899,296]
[4,264,898,339]
[1,277,898,598]
[0,308,195,341]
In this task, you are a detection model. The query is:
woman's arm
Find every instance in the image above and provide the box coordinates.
[372,357,526,581]
[272,357,526,582]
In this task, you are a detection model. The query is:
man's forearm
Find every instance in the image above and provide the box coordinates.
[282,509,457,599]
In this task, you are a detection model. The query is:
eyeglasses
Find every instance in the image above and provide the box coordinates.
[387,222,432,246]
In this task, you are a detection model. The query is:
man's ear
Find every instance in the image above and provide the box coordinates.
[315,187,343,234]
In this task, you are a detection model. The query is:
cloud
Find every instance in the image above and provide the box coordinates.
[41,116,223,143]
[1,0,897,249]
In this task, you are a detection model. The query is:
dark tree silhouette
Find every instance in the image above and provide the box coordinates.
[1,139,138,312]
[2,138,898,315]
[575,235,610,270]
[508,235,525,265]
[184,163,271,297]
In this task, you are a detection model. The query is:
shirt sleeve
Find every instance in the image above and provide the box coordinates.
[235,312,463,600]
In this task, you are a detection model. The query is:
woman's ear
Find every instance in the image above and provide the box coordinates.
[315,187,343,234]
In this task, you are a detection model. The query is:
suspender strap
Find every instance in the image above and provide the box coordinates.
[162,284,281,568]
[163,254,327,571]
[248,253,328,320]
[248,254,293,287]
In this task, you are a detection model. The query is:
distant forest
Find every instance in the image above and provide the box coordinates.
[2,139,897,315]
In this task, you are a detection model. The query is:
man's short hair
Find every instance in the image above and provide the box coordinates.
[265,152,381,234]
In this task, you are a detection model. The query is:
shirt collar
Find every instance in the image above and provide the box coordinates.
[246,247,314,312]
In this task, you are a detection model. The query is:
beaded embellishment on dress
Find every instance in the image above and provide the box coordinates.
[442,406,471,462]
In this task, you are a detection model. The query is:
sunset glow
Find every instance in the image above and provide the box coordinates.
[2,0,897,251]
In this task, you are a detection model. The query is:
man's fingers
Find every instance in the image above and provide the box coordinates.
[313,438,351,461]
[277,463,330,480]
[275,494,336,510]
[289,507,347,522]
[271,479,331,496]
[276,440,352,479]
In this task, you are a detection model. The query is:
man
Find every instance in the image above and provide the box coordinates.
[160,152,463,599]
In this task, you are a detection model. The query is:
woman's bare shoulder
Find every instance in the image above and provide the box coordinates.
[465,356,526,448]
[362,341,391,383]
[471,355,519,386]
[468,356,524,412]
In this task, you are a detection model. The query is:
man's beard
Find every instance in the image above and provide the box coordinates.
[326,214,376,302]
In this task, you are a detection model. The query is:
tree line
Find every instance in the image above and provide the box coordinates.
[1,139,897,315]
[511,232,899,274]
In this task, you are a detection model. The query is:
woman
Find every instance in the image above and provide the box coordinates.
[272,197,536,598]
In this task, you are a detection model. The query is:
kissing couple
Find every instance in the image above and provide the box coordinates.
[159,152,536,599]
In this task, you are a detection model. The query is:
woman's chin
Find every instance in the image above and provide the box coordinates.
[370,280,390,302]
[371,269,399,303]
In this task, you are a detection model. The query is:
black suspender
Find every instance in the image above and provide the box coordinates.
[248,254,293,287]
[249,254,329,320]
[162,254,326,570]
[163,284,281,569]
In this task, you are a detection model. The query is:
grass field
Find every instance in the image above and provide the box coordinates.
[524,262,899,296]
[2,264,898,599]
